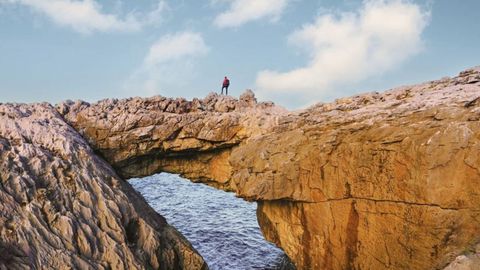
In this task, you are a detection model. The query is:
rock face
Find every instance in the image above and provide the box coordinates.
[0,103,207,269]
[230,69,480,269]
[58,91,287,190]
[2,68,480,270]
[58,68,480,270]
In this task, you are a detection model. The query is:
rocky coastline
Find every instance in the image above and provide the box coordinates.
[1,67,480,269]
[0,103,207,269]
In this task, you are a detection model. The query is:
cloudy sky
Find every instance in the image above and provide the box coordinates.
[1,0,479,108]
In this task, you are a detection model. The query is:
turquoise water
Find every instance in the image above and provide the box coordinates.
[129,173,292,270]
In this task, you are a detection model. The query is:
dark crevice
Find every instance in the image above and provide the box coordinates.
[126,218,139,247]
[117,142,238,168]
[345,200,359,270]
[0,241,30,269]
[315,196,465,211]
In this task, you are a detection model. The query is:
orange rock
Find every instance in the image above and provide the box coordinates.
[51,67,480,269]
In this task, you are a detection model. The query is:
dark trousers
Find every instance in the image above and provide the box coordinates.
[221,86,229,95]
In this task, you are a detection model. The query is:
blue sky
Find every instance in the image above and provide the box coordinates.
[0,0,479,109]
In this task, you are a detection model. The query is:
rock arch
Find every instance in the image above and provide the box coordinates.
[57,67,480,270]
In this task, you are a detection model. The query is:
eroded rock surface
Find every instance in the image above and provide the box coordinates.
[0,103,207,269]
[58,91,287,190]
[243,68,480,270]
[3,67,479,270]
[58,68,480,270]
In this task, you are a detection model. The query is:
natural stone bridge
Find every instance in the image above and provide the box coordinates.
[59,68,480,269]
[1,68,480,269]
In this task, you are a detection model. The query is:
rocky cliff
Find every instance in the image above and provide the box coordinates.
[57,68,480,270]
[0,103,207,269]
[1,67,480,270]
[57,90,287,190]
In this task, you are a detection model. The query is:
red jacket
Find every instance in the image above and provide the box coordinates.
[223,78,230,87]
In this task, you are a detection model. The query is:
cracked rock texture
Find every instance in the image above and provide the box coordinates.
[248,68,480,270]
[58,90,287,190]
[0,103,207,269]
[59,68,480,269]
[5,67,480,270]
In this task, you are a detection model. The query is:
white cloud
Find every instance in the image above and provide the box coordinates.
[255,0,430,105]
[144,0,169,26]
[126,31,209,97]
[144,32,209,67]
[213,0,290,28]
[2,0,168,33]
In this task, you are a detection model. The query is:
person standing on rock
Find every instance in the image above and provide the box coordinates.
[221,76,230,95]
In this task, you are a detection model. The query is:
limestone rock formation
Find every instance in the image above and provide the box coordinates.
[58,92,287,190]
[58,68,480,270]
[243,68,480,269]
[0,103,207,269]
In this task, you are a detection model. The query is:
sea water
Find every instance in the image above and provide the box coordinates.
[129,173,293,270]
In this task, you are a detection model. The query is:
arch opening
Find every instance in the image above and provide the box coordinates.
[129,173,295,270]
